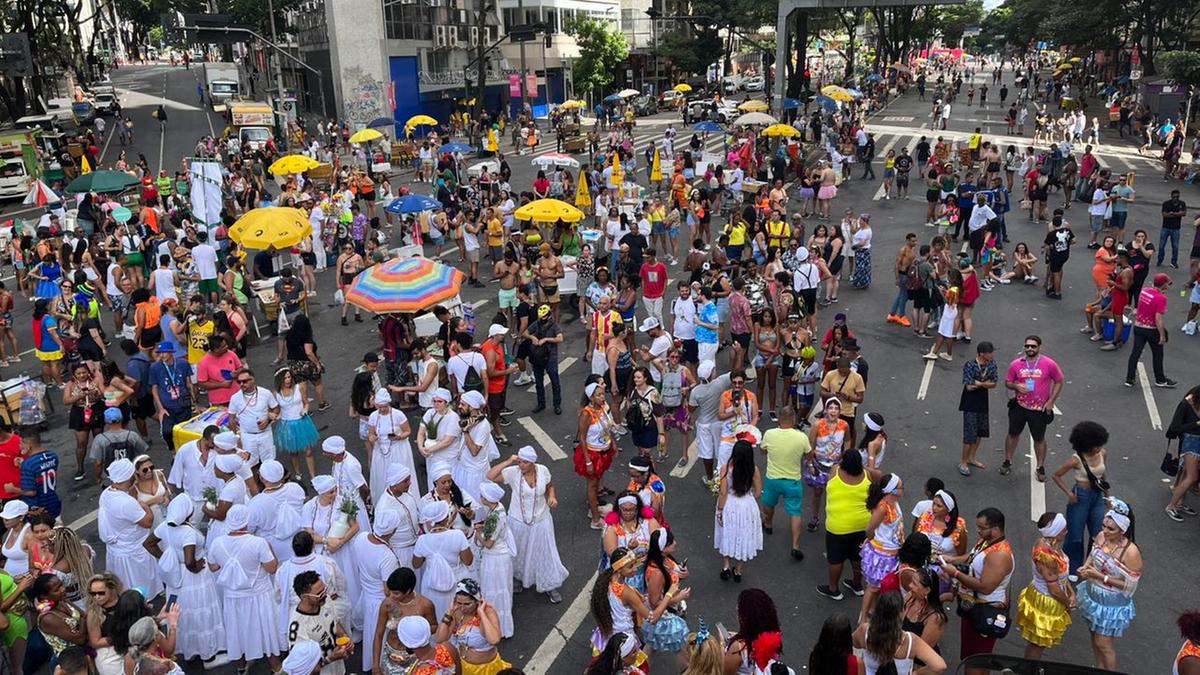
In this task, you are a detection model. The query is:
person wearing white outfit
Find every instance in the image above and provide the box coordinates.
[211,430,259,493]
[274,530,349,644]
[300,475,362,640]
[246,460,306,563]
[0,501,31,577]
[154,495,225,661]
[207,504,284,670]
[412,500,474,619]
[351,510,402,673]
[365,389,416,504]
[166,427,221,520]
[420,464,479,539]
[454,390,498,497]
[203,452,249,548]
[98,459,162,597]
[227,369,281,467]
[713,440,763,582]
[487,446,568,603]
[321,436,371,533]
[373,465,421,567]
[415,388,463,491]
[474,481,515,637]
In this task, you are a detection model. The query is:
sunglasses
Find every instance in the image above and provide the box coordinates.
[89,590,108,597]
[139,465,155,472]
[237,378,253,384]
[1023,344,1039,350]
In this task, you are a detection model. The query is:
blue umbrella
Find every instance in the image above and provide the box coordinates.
[782,98,800,110]
[864,73,882,83]
[815,95,837,111]
[692,121,723,132]
[385,194,442,215]
[603,93,623,103]
[438,142,475,155]
[366,117,395,129]
[845,88,864,98]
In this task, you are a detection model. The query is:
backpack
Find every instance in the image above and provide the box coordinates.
[460,354,485,394]
[905,264,922,291]
[101,431,133,469]
[625,390,651,433]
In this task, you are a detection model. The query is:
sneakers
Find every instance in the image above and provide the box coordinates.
[886,314,900,324]
[1156,379,1179,388]
[1179,504,1198,516]
[1124,379,1134,387]
[1099,342,1121,351]
[922,351,938,360]
[512,373,534,386]
[939,353,953,361]
[1183,320,1197,336]
[998,460,1012,476]
[1035,465,1046,482]
[895,316,911,327]
[815,584,844,601]
[499,407,516,417]
[73,467,86,482]
[1166,507,1184,522]
[842,579,865,596]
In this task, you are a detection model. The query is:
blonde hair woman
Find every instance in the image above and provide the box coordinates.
[680,622,724,675]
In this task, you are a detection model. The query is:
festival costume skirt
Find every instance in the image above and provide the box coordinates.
[1015,585,1071,648]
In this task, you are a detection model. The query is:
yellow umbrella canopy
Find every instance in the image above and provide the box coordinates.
[268,155,321,175]
[737,100,769,112]
[821,86,855,102]
[514,198,585,223]
[348,128,383,144]
[673,83,692,93]
[405,114,438,128]
[228,207,313,250]
[762,123,801,138]
[560,99,586,110]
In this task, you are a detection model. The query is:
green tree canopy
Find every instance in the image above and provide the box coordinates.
[1158,51,1200,88]
[565,17,629,101]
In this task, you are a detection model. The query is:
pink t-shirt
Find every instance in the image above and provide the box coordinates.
[196,351,244,406]
[1134,287,1166,328]
[1005,355,1064,409]
[640,262,668,299]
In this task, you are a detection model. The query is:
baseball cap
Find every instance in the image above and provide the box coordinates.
[103,408,123,424]
[697,360,716,380]
[1154,272,1172,287]
[362,352,380,363]
[638,317,660,332]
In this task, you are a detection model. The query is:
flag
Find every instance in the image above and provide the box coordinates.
[611,152,623,187]
[650,147,662,183]
[575,170,592,209]
[80,155,92,174]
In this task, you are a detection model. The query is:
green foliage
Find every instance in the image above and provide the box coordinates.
[147,26,166,46]
[565,17,629,100]
[1158,51,1200,88]
[655,28,721,77]
[934,0,984,46]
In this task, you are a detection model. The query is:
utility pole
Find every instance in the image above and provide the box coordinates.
[646,8,659,95]
[265,0,288,149]
[517,0,528,107]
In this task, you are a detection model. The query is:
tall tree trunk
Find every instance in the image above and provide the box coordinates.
[786,11,807,98]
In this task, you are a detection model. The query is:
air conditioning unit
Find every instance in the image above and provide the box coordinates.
[470,26,480,46]
[434,25,448,48]
[448,26,460,47]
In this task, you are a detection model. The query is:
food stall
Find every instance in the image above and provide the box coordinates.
[171,406,232,452]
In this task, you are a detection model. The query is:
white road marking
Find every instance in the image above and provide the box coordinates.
[522,570,598,674]
[158,72,168,174]
[1052,404,1063,416]
[526,356,576,393]
[1028,438,1045,522]
[916,359,935,400]
[471,299,489,309]
[516,416,567,460]
[669,439,699,478]
[66,509,98,531]
[98,121,116,164]
[1136,362,1163,430]
[870,134,906,201]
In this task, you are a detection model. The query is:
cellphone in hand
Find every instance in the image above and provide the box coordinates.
[165,594,178,609]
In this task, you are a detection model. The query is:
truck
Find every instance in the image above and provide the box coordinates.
[203,62,241,107]
[0,130,41,201]
[227,101,275,153]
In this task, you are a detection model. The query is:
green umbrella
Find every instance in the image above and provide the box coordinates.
[112,206,132,223]
[65,170,139,195]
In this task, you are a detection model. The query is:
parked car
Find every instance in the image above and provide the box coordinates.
[71,100,96,124]
[631,94,658,116]
[742,76,765,92]
[659,90,685,109]
[93,92,118,116]
[722,76,741,94]
[687,99,739,124]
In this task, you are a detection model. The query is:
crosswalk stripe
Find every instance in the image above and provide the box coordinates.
[516,416,568,460]
[871,134,908,200]
[526,356,577,393]
[669,439,699,478]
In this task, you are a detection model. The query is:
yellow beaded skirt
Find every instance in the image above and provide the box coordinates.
[1016,585,1072,648]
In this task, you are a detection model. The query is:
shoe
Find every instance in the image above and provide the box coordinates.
[1036,466,1046,482]
[499,407,515,417]
[958,464,971,476]
[1184,321,1197,335]
[1171,262,1180,269]
[554,406,562,415]
[512,374,534,386]
[1026,275,1038,283]
[790,549,805,561]
[720,568,732,581]
[341,317,348,325]
[807,517,818,532]
[896,316,911,327]
[532,405,546,414]
[886,314,897,323]
[498,417,512,427]
[1124,379,1134,387]
[1156,379,1179,388]
[317,401,332,412]
[768,411,778,423]
[733,572,743,583]
[202,653,232,670]
[842,579,865,596]
[73,468,85,482]
[547,589,563,604]
[355,315,363,322]
[1089,334,1104,342]
[962,336,972,344]
[939,353,953,361]
[1079,326,1093,334]
[815,584,844,601]
[1179,504,1198,516]
[999,460,1012,476]
[590,519,605,530]
[1099,342,1120,351]
[1166,507,1184,522]
[922,352,938,360]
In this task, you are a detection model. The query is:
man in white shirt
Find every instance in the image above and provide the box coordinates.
[274,530,348,644]
[149,254,179,304]
[605,211,629,273]
[227,367,281,467]
[445,332,489,398]
[671,282,698,368]
[967,193,997,262]
[192,231,220,303]
[168,425,222,516]
[941,102,952,130]
[1088,179,1111,247]
[638,317,673,383]
[321,436,371,530]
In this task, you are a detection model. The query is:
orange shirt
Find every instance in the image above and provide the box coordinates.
[480,340,507,394]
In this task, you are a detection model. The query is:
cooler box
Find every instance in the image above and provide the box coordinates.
[1102,319,1132,343]
[172,406,231,451]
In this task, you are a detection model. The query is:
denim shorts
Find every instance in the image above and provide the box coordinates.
[1182,434,1200,457]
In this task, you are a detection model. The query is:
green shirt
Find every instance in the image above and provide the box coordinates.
[761,427,810,481]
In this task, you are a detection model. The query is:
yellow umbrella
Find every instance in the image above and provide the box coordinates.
[560,99,586,110]
[405,114,438,129]
[762,123,801,138]
[673,83,692,93]
[1070,57,1082,63]
[738,100,769,112]
[611,152,624,188]
[514,198,585,223]
[650,147,662,182]
[575,171,592,209]
[821,86,855,102]
[80,154,92,175]
[228,207,314,250]
[269,155,321,176]
[1056,63,1073,70]
[349,128,382,144]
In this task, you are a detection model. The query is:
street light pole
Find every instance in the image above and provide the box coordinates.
[265,0,288,149]
[646,8,659,95]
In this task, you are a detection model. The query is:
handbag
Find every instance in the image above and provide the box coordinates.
[954,539,1011,639]
[1161,438,1181,477]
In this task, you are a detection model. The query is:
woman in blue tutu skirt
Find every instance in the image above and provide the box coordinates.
[272,367,320,480]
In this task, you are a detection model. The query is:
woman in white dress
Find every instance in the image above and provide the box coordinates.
[203,453,249,548]
[375,465,421,567]
[420,465,478,538]
[207,504,284,671]
[246,460,306,564]
[415,388,463,491]
[98,459,162,598]
[366,389,417,504]
[713,440,763,582]
[351,510,402,674]
[474,481,515,637]
[455,391,497,497]
[412,501,474,619]
[487,447,569,604]
[132,455,172,531]
[153,495,225,661]
[300,475,361,639]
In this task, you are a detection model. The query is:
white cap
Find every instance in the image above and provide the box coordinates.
[432,388,452,403]
[697,360,716,380]
[281,640,322,675]
[259,460,285,483]
[0,501,29,520]
[429,463,453,483]
[214,453,244,474]
[478,481,505,504]
[795,247,809,261]
[487,324,507,338]
[213,431,240,450]
[321,436,347,455]
[638,317,660,332]
[460,390,486,409]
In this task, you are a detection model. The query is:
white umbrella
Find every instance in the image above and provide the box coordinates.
[733,112,778,127]
[618,89,640,98]
[531,153,580,169]
[22,179,60,207]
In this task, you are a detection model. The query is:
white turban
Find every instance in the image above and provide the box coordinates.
[429,463,453,483]
[460,390,486,409]
[584,383,600,399]
[213,431,240,450]
[215,453,244,475]
[225,504,250,531]
[517,445,537,463]
[432,388,452,403]
[322,436,347,455]
[165,495,194,527]
[373,509,401,537]
[397,615,431,649]
[107,458,135,483]
[374,388,392,406]
[259,460,285,484]
[478,481,505,504]
[1039,513,1067,538]
[312,475,336,495]
[281,640,322,675]
[421,500,450,525]
[387,464,412,486]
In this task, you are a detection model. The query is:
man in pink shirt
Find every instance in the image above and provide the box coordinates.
[1001,335,1064,481]
[639,248,668,327]
[195,335,244,406]
[1125,273,1177,388]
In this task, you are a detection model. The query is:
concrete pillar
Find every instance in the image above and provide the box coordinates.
[325,0,390,126]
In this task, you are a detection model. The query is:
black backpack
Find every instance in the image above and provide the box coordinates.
[460,355,485,394]
[102,432,133,468]
[625,391,650,432]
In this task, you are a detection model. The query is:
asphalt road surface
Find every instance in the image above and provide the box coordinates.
[2,64,1196,674]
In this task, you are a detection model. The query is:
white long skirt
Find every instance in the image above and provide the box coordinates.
[330,545,362,638]
[360,589,386,672]
[713,492,764,562]
[223,588,284,661]
[94,647,124,675]
[479,550,514,638]
[508,516,569,592]
[369,443,418,505]
[107,547,162,599]
[171,567,226,660]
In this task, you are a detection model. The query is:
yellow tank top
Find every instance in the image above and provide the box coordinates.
[825,471,871,535]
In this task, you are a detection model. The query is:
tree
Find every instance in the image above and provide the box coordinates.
[934,0,984,47]
[565,17,629,103]
[1159,51,1200,88]
[655,27,721,78]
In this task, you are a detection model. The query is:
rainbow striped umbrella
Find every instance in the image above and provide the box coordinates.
[345,256,464,314]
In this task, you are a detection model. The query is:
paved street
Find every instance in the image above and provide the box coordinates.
[2,63,1196,673]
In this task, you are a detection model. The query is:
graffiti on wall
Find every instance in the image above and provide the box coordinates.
[342,65,388,124]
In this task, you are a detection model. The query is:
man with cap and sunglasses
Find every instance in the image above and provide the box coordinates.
[148,341,196,451]
[523,304,564,414]
[98,457,162,597]
[481,324,518,443]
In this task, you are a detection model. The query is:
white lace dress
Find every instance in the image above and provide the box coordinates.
[501,464,569,592]
[713,473,763,562]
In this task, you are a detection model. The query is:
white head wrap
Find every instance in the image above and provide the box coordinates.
[397,616,432,649]
[864,413,884,431]
[312,475,337,495]
[107,458,136,483]
[617,495,639,508]
[374,388,392,406]
[214,453,244,474]
[1106,510,1131,532]
[225,504,250,531]
[1039,513,1067,538]
[584,383,600,399]
[460,390,486,409]
[429,463,453,483]
[517,445,538,463]
[259,460,285,483]
[373,509,401,537]
[321,436,347,455]
[165,494,194,527]
[882,474,901,495]
[934,489,955,513]
[386,464,412,486]
[616,631,639,658]
[421,500,450,525]
[213,431,240,450]
[281,640,323,675]
[432,388,452,403]
[478,482,505,504]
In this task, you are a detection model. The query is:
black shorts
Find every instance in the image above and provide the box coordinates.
[732,332,751,351]
[926,189,939,203]
[911,288,931,310]
[798,288,817,316]
[1007,402,1051,442]
[131,395,155,420]
[606,367,633,397]
[68,403,105,432]
[826,530,866,565]
[896,173,910,187]
[680,339,698,364]
[969,228,986,253]
[1048,254,1068,273]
